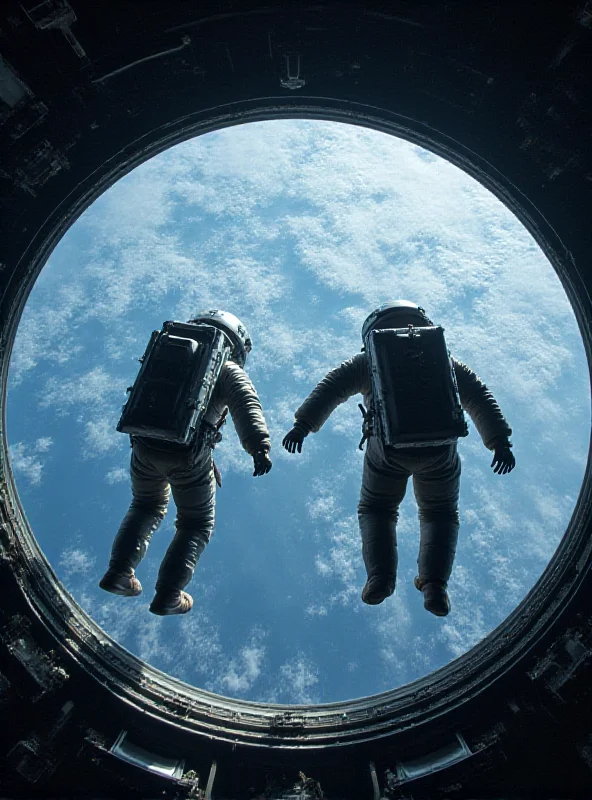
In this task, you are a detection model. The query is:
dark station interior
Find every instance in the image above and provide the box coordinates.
[1,3,592,798]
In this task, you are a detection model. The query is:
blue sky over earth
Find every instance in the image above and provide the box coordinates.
[7,120,590,704]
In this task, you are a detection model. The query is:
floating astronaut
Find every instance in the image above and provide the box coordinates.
[100,310,272,616]
[283,301,515,616]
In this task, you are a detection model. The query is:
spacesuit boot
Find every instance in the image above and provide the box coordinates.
[359,513,397,605]
[99,507,165,597]
[99,568,142,597]
[414,520,459,616]
[149,529,207,616]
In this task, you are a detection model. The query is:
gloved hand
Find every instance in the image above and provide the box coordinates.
[491,440,515,475]
[253,450,272,477]
[282,425,307,454]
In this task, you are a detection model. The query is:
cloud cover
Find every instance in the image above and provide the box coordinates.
[7,120,589,703]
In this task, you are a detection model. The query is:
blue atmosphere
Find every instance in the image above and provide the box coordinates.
[7,120,590,704]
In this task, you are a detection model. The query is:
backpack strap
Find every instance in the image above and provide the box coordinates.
[358,403,374,451]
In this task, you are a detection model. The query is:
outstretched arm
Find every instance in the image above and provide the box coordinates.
[220,362,272,477]
[283,353,370,454]
[452,358,515,474]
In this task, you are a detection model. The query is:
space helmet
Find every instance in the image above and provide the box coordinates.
[361,300,432,342]
[187,310,252,367]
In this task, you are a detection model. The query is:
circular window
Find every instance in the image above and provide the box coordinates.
[7,119,589,706]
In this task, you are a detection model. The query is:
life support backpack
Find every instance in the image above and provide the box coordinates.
[117,321,232,445]
[364,325,468,449]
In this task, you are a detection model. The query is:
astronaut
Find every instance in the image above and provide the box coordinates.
[283,301,515,617]
[99,311,272,616]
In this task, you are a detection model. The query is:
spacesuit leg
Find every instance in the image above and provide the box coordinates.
[100,441,169,595]
[357,439,409,605]
[412,445,461,603]
[154,447,216,597]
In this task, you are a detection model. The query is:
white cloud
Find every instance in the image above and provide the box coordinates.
[305,604,328,617]
[9,437,54,486]
[40,367,119,410]
[36,437,53,452]
[279,654,319,705]
[105,466,128,484]
[313,514,362,608]
[85,418,123,457]
[8,280,87,384]
[9,443,43,485]
[308,493,337,522]
[77,585,225,687]
[37,367,128,459]
[221,632,267,693]
[59,547,96,579]
[437,571,490,660]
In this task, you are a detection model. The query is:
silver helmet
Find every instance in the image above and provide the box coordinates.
[361,300,432,342]
[187,310,252,367]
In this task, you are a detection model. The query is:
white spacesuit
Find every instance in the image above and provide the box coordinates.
[100,311,272,616]
[283,301,515,616]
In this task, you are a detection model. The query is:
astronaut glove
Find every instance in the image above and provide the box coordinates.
[490,440,516,475]
[282,425,307,454]
[253,450,272,477]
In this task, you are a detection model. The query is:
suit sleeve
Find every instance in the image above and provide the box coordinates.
[294,353,371,434]
[220,363,271,455]
[452,358,512,449]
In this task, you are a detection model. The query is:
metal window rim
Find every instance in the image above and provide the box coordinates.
[2,98,591,751]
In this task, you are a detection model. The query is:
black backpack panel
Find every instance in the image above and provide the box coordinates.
[366,326,468,448]
[117,322,231,445]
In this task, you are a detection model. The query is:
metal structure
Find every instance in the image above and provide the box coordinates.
[0,2,591,797]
